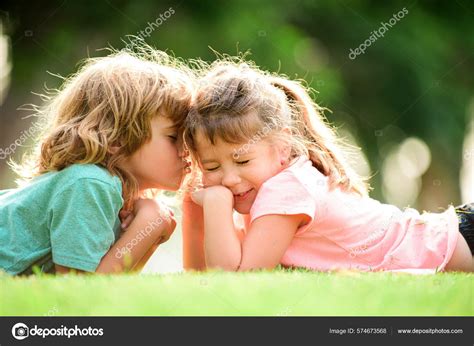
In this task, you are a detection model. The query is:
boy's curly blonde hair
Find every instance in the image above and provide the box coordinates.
[13,46,194,207]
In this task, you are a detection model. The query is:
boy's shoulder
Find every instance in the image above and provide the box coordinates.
[29,164,123,201]
[56,164,121,188]
[44,164,123,209]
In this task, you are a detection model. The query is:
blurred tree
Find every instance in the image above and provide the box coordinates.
[0,0,472,210]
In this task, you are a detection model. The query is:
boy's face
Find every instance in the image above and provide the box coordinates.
[123,117,188,191]
[195,132,287,214]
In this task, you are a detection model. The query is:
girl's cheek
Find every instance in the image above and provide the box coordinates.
[202,172,219,187]
[202,174,211,186]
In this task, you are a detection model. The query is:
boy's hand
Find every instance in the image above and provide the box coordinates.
[119,209,134,230]
[136,198,176,243]
[119,199,176,244]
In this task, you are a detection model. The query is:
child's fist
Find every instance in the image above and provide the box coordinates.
[120,198,176,244]
[119,209,134,229]
[191,185,234,207]
[135,198,175,233]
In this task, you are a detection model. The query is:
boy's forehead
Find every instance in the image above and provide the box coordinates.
[154,116,176,129]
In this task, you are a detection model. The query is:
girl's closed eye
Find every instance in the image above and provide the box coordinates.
[204,160,249,171]
[236,160,250,165]
[205,166,219,172]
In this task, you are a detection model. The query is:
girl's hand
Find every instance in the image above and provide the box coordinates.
[191,185,234,207]
[190,189,206,206]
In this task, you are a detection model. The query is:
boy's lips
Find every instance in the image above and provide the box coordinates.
[182,160,191,173]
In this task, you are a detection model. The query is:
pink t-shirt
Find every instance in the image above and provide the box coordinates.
[249,156,460,273]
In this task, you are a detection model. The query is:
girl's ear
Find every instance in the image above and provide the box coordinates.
[277,128,292,166]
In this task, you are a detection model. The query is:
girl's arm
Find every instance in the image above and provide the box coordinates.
[201,188,239,270]
[197,186,306,271]
[182,193,207,270]
[237,214,303,271]
[182,192,246,271]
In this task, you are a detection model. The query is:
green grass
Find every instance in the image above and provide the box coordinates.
[0,270,472,316]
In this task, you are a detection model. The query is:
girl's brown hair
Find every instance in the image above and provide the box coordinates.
[184,59,369,196]
[13,46,194,207]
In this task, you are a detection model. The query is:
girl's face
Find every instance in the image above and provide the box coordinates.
[123,117,188,191]
[196,131,287,214]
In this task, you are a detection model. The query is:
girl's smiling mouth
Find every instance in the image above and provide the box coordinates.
[233,188,254,202]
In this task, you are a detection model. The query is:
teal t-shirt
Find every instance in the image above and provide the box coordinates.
[0,164,123,275]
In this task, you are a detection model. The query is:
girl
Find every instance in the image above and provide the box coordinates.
[0,48,193,275]
[182,59,474,274]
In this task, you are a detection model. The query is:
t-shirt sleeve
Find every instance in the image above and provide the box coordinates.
[0,189,14,197]
[250,170,316,229]
[49,178,122,272]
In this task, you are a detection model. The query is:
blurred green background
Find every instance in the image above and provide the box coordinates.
[0,0,473,212]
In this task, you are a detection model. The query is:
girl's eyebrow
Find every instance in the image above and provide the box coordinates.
[200,158,216,164]
[200,150,254,164]
[233,150,255,157]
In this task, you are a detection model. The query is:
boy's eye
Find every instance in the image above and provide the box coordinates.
[168,135,178,142]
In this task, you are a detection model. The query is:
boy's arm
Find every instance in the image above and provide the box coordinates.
[55,200,175,274]
[131,243,159,272]
[55,265,85,274]
[96,202,175,273]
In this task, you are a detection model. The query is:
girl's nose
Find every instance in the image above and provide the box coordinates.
[221,170,241,188]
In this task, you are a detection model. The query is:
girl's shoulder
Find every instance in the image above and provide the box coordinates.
[262,156,326,195]
[250,157,320,224]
